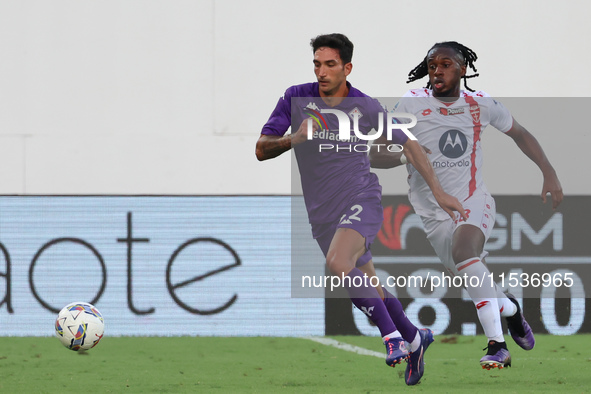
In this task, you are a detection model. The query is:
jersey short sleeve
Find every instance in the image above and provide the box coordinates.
[488,98,513,133]
[261,88,293,136]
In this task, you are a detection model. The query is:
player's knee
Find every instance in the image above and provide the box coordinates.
[452,246,475,265]
[325,250,352,276]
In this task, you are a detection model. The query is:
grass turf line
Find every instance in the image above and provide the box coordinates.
[0,334,589,393]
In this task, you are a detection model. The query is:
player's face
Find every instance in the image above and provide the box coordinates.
[313,47,352,97]
[426,47,466,98]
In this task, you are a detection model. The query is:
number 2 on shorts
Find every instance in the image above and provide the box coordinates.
[339,204,363,225]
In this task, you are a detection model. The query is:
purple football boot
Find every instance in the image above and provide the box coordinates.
[384,337,410,367]
[505,293,535,350]
[405,328,434,385]
[480,340,511,370]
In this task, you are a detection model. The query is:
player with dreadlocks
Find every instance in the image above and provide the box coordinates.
[370,41,563,370]
[407,41,479,92]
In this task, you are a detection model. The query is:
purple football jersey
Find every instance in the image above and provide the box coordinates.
[262,82,409,224]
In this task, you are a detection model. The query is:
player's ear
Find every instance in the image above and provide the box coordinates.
[344,62,352,76]
[460,64,466,77]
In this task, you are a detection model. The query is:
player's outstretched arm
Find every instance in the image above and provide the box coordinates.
[255,119,311,161]
[370,134,432,169]
[255,134,293,161]
[369,134,405,168]
[403,139,468,221]
[504,118,563,209]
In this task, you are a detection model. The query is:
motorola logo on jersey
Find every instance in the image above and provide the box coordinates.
[439,130,468,159]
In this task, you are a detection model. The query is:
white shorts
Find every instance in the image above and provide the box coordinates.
[421,191,496,276]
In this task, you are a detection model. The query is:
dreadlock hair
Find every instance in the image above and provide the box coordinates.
[406,41,479,92]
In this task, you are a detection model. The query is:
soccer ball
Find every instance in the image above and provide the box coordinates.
[55,302,104,351]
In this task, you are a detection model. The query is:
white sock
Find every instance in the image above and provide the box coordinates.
[495,285,518,317]
[383,330,402,342]
[456,257,504,342]
[408,331,421,352]
[473,297,504,342]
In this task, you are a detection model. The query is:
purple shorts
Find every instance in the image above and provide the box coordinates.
[311,195,383,267]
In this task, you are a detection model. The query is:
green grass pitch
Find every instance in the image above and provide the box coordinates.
[0,334,589,393]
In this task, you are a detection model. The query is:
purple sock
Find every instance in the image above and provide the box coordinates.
[382,287,418,342]
[344,268,397,338]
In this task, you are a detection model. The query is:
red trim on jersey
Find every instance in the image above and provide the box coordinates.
[476,301,489,310]
[499,306,504,313]
[457,258,479,271]
[464,96,482,198]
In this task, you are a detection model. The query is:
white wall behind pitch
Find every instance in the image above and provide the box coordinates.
[0,0,589,194]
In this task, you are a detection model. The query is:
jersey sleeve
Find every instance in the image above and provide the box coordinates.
[401,90,416,98]
[369,98,387,131]
[383,95,412,144]
[261,88,292,136]
[370,98,408,145]
[489,98,513,133]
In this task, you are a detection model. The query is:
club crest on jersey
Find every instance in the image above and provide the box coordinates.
[469,104,481,123]
[439,107,465,116]
[348,107,363,120]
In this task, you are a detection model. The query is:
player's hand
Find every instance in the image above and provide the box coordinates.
[435,192,467,221]
[291,118,316,146]
[541,173,563,210]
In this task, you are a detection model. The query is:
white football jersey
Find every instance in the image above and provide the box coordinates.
[394,89,513,220]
